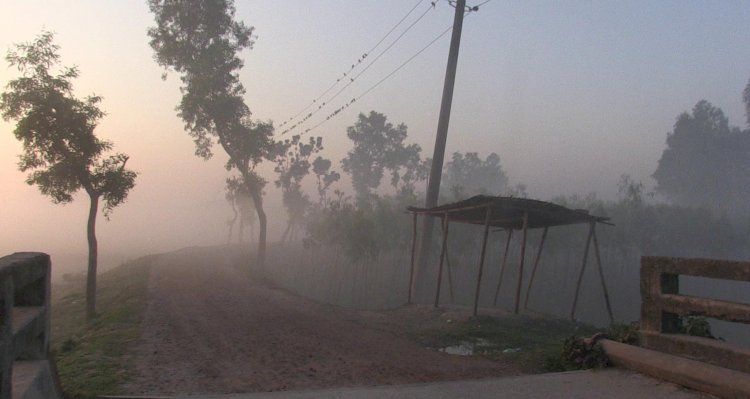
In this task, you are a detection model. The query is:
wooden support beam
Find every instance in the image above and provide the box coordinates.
[473,205,492,316]
[571,222,594,321]
[592,224,614,324]
[513,212,529,314]
[441,220,455,303]
[408,212,417,304]
[524,226,548,309]
[493,229,513,306]
[434,213,450,308]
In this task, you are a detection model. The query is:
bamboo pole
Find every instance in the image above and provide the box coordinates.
[493,229,513,306]
[473,205,493,316]
[445,243,455,303]
[514,212,529,314]
[434,213,450,308]
[524,226,549,309]
[571,222,595,321]
[592,224,614,324]
[441,219,455,303]
[408,212,418,304]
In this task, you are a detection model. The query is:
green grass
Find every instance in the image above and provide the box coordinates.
[50,255,155,399]
[432,315,601,372]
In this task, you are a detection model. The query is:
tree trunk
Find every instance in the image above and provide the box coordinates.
[238,216,245,243]
[280,222,291,244]
[86,191,100,321]
[248,187,267,268]
[227,200,238,244]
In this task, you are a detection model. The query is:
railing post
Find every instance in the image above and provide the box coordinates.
[659,271,680,333]
[0,252,52,398]
[0,275,13,399]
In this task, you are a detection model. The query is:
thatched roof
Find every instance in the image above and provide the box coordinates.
[407,195,611,230]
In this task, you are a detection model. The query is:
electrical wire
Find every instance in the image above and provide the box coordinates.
[281,0,489,138]
[281,1,438,135]
[278,0,425,129]
[287,24,454,138]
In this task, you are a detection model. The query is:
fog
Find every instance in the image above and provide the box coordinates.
[1,0,750,340]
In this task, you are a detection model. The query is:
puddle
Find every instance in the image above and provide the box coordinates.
[438,338,492,356]
[438,339,523,356]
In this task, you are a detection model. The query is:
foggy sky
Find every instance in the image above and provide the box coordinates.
[1,0,749,259]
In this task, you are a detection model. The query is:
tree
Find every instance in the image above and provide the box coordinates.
[653,100,750,216]
[147,0,273,266]
[341,111,422,205]
[225,175,256,244]
[271,135,325,242]
[744,78,750,127]
[311,156,340,206]
[441,152,509,201]
[1,32,137,320]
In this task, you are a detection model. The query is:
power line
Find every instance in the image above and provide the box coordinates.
[281,1,488,138]
[278,0,425,129]
[287,24,454,138]
[473,0,493,9]
[281,1,438,136]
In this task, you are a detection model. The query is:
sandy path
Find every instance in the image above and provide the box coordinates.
[124,247,515,396]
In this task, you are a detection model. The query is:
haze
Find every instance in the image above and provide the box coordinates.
[1,0,749,267]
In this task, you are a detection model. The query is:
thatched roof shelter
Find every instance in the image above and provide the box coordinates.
[407,195,611,229]
[407,195,614,321]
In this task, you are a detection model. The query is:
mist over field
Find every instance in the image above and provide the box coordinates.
[2,0,750,347]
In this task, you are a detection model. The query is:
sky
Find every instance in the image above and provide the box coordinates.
[1,0,749,263]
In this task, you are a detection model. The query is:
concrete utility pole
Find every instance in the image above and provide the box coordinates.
[414,0,466,302]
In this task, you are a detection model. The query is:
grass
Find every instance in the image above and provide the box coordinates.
[50,255,155,399]
[429,314,601,372]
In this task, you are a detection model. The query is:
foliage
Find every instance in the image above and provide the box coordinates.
[545,335,608,372]
[1,31,137,319]
[341,111,424,205]
[653,100,750,216]
[680,315,718,339]
[441,151,509,201]
[311,156,341,206]
[1,31,137,215]
[271,135,329,241]
[545,323,638,372]
[225,175,256,243]
[148,0,273,266]
[51,256,153,399]
[305,194,415,261]
[550,183,748,260]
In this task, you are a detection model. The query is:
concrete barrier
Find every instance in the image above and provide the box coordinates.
[0,252,61,399]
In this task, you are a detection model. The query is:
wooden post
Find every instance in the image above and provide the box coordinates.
[441,220,455,303]
[524,226,548,309]
[591,224,614,324]
[514,212,529,314]
[434,213,450,308]
[493,228,513,306]
[408,212,418,303]
[473,205,492,316]
[571,222,594,321]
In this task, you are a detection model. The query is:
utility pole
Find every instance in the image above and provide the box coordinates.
[414,0,466,302]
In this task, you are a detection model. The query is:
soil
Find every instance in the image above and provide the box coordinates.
[123,246,520,396]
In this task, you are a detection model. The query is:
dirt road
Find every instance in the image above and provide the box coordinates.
[124,247,516,396]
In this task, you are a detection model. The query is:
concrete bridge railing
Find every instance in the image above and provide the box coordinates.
[639,256,750,373]
[600,256,750,398]
[0,252,53,399]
